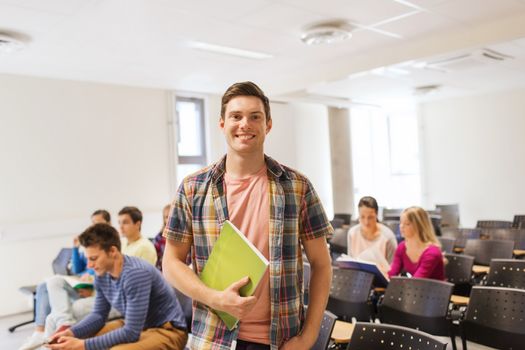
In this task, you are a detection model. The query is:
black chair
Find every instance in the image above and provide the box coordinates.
[9,248,73,333]
[334,213,352,226]
[444,253,474,296]
[512,215,525,228]
[464,239,514,266]
[330,218,345,229]
[329,227,349,262]
[438,237,455,254]
[460,286,525,350]
[486,259,525,290]
[327,267,374,322]
[378,277,457,350]
[311,309,337,350]
[476,220,513,229]
[347,322,447,350]
[436,204,460,228]
[382,208,403,221]
[484,228,525,250]
[441,228,481,249]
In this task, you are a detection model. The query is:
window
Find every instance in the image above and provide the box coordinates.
[350,105,421,211]
[174,96,206,186]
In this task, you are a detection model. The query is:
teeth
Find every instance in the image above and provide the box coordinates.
[238,135,254,140]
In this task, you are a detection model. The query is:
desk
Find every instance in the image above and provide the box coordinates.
[472,265,490,274]
[331,320,355,344]
[450,294,469,306]
[514,249,525,257]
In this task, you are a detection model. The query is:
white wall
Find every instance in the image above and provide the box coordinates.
[0,74,173,316]
[419,88,525,227]
[0,75,333,316]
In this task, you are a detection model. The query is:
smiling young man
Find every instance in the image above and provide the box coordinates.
[47,223,187,350]
[162,81,333,350]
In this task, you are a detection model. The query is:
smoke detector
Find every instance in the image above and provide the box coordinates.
[413,84,441,96]
[301,21,353,45]
[0,33,26,54]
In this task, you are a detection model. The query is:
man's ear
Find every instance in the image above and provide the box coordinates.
[219,117,225,131]
[109,246,118,257]
[265,118,272,134]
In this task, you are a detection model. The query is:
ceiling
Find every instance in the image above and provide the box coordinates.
[1,0,525,104]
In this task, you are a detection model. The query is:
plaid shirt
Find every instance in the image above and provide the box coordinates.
[164,155,332,350]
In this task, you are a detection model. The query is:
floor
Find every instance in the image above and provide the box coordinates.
[0,312,496,350]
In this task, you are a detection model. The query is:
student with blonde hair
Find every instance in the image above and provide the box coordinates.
[388,206,445,280]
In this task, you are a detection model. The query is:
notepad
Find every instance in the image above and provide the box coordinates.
[62,275,94,289]
[199,220,269,330]
[336,254,390,288]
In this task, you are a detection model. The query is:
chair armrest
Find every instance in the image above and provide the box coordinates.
[19,285,38,295]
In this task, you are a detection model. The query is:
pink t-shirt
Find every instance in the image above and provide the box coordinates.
[224,165,271,344]
[388,241,445,280]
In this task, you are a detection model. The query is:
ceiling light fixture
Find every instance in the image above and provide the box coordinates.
[0,33,26,54]
[189,41,273,60]
[301,21,353,45]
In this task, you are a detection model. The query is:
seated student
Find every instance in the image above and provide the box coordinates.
[48,207,160,337]
[118,206,157,266]
[47,223,188,350]
[388,206,445,280]
[347,196,397,275]
[19,210,110,350]
[153,204,171,271]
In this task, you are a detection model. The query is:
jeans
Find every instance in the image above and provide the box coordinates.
[35,282,51,327]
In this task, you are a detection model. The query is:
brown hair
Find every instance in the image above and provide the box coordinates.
[220,81,271,121]
[118,206,142,224]
[358,196,379,214]
[91,209,111,223]
[79,223,121,252]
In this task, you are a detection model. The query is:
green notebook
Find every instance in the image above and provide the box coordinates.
[199,220,269,330]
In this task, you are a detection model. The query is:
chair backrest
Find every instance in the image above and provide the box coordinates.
[382,277,453,318]
[382,208,403,221]
[464,239,514,265]
[347,322,447,350]
[436,204,460,228]
[327,267,374,321]
[483,228,525,250]
[382,220,401,243]
[329,227,349,255]
[476,220,513,229]
[462,286,525,349]
[380,277,453,336]
[486,259,525,289]
[437,237,455,253]
[441,228,481,248]
[334,213,352,226]
[52,248,73,275]
[311,309,337,350]
[330,218,345,229]
[513,215,525,228]
[444,253,474,284]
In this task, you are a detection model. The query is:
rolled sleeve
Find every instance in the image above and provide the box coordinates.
[163,182,193,244]
[299,178,333,242]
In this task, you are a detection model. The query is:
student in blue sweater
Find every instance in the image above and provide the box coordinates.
[47,223,187,350]
[19,210,109,350]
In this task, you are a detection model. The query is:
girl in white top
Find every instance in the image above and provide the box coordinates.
[347,196,397,275]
